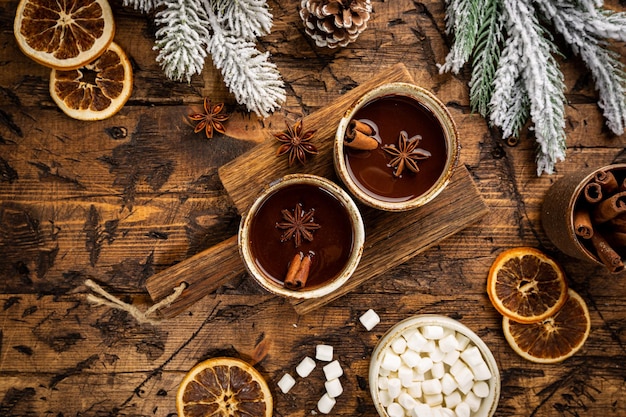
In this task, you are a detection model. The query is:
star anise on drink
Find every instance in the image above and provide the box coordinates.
[382,131,432,177]
[276,203,321,247]
[188,98,229,138]
[274,119,318,166]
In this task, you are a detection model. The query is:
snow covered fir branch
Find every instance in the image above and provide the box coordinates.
[440,0,626,175]
[123,0,285,118]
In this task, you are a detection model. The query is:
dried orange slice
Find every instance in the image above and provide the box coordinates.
[50,42,132,121]
[176,357,273,417]
[487,247,568,323]
[14,0,115,70]
[503,289,591,363]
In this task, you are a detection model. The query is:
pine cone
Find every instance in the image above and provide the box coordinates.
[300,0,372,48]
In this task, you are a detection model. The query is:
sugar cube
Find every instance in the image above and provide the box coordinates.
[277,373,296,394]
[296,356,316,378]
[387,402,404,417]
[398,392,418,410]
[323,360,343,381]
[359,309,380,331]
[325,378,343,398]
[315,344,333,362]
[472,381,490,398]
[422,325,445,339]
[317,393,336,414]
[382,351,402,371]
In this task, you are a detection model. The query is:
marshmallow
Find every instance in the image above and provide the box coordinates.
[323,360,343,381]
[421,325,445,339]
[381,351,402,372]
[317,393,336,414]
[325,378,343,398]
[472,381,490,398]
[315,344,333,362]
[277,373,296,394]
[295,356,316,378]
[387,402,404,417]
[359,309,380,331]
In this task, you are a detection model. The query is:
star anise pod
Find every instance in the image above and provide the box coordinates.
[274,119,318,166]
[382,131,432,177]
[276,203,321,248]
[188,98,229,139]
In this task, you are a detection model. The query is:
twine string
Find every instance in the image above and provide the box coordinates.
[84,279,187,324]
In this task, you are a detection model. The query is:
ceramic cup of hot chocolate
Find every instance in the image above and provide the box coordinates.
[334,82,460,211]
[238,174,365,299]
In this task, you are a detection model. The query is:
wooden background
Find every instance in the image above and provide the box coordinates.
[1,1,625,416]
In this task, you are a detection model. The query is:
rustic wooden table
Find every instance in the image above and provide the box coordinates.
[1,1,625,416]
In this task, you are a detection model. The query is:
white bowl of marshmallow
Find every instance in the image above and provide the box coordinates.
[369,315,500,417]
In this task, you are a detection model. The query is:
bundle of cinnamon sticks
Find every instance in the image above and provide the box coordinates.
[574,169,626,273]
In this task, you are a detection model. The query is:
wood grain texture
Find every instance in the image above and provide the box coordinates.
[1,0,626,416]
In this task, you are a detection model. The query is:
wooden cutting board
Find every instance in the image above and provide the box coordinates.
[145,63,489,317]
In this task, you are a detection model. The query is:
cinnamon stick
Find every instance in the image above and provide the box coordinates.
[284,253,302,287]
[590,232,625,273]
[345,130,379,150]
[609,213,626,232]
[583,182,603,203]
[591,191,626,224]
[594,170,619,194]
[349,119,374,136]
[605,231,626,248]
[284,252,313,289]
[573,209,594,239]
[345,119,378,151]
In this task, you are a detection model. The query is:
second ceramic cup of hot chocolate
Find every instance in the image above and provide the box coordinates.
[334,82,460,211]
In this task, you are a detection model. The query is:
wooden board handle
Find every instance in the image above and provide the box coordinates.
[145,235,244,318]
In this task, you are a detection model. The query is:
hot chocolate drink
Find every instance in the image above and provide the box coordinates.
[344,94,448,202]
[248,183,355,289]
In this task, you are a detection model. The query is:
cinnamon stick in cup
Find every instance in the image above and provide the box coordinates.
[284,252,313,289]
[590,232,625,273]
[594,170,619,194]
[591,191,626,224]
[574,210,594,239]
[345,120,378,151]
[583,182,603,203]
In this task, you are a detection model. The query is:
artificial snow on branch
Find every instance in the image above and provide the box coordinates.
[441,0,626,175]
[125,0,286,118]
